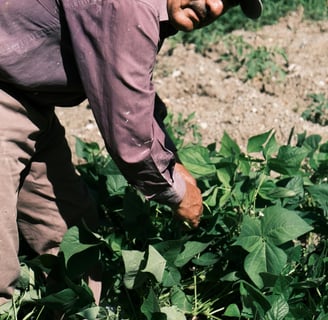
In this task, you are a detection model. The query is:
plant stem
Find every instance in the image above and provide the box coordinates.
[193,267,198,316]
[12,297,17,320]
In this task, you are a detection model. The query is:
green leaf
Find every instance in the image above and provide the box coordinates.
[75,137,100,162]
[233,216,262,252]
[123,188,157,240]
[224,303,241,317]
[258,179,277,200]
[219,131,241,158]
[122,246,166,289]
[302,134,321,153]
[171,286,193,313]
[68,247,101,279]
[259,177,304,204]
[244,241,287,288]
[266,187,297,199]
[60,226,101,264]
[268,146,309,175]
[122,249,145,289]
[272,275,293,299]
[263,132,279,159]
[174,241,211,267]
[247,130,273,153]
[17,263,31,290]
[234,206,312,287]
[264,295,289,320]
[192,252,219,266]
[262,206,313,246]
[39,288,78,312]
[60,225,101,277]
[219,188,232,207]
[204,185,220,207]
[306,183,328,215]
[216,162,236,188]
[106,174,128,195]
[162,265,181,287]
[220,271,240,282]
[240,281,271,317]
[154,239,186,264]
[141,288,162,320]
[100,158,128,195]
[142,245,166,283]
[178,145,216,178]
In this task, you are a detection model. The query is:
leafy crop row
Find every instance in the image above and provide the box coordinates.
[2,116,327,319]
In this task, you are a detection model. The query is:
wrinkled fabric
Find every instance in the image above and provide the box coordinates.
[0,88,98,301]
[0,0,184,205]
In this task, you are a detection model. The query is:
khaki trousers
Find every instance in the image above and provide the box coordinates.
[0,88,99,303]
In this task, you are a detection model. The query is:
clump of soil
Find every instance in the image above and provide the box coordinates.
[56,10,328,162]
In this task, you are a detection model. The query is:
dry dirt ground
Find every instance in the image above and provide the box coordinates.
[56,10,328,162]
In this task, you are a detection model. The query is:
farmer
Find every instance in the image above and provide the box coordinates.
[0,0,262,307]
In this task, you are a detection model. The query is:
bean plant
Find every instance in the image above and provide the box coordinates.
[217,35,288,82]
[302,93,328,126]
[1,115,327,319]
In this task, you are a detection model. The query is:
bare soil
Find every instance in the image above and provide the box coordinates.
[56,10,328,162]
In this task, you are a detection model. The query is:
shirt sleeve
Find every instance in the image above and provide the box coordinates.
[61,0,186,205]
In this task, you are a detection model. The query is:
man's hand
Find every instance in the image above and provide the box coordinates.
[173,163,203,228]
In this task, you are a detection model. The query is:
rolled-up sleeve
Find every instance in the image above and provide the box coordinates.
[61,0,185,205]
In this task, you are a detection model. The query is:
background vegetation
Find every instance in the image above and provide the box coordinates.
[171,0,328,52]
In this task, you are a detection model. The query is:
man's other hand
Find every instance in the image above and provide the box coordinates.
[174,163,203,228]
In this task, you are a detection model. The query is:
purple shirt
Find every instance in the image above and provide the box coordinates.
[0,0,186,205]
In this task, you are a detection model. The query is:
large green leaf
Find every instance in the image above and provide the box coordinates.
[142,245,166,283]
[122,245,166,289]
[178,145,216,178]
[60,225,101,277]
[233,216,262,252]
[243,240,287,287]
[234,206,313,287]
[122,249,145,289]
[268,146,309,175]
[261,206,313,246]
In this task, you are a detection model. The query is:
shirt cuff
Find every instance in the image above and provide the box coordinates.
[146,169,186,206]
